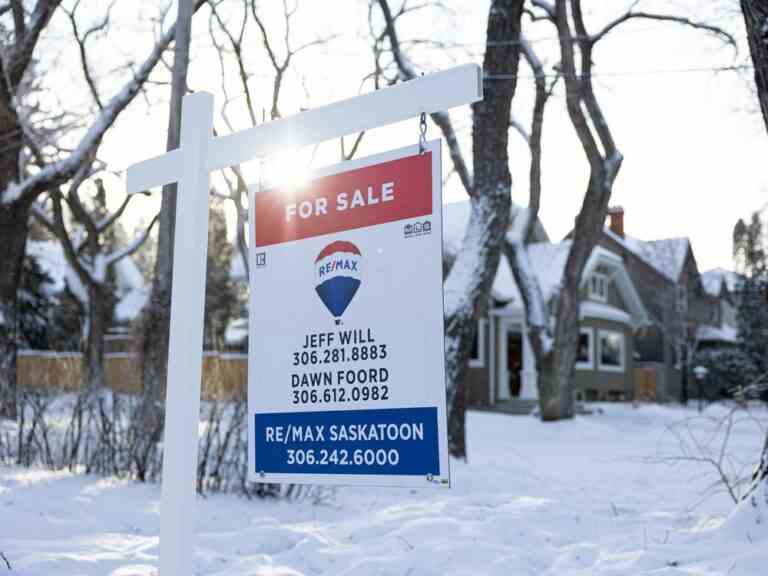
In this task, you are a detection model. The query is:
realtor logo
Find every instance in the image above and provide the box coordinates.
[255,252,266,267]
[404,219,432,239]
[314,241,362,324]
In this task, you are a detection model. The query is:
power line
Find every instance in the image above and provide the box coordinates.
[485,63,760,80]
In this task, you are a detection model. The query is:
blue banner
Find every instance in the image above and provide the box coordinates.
[254,407,439,476]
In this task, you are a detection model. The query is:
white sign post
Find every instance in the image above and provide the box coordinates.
[126,64,482,574]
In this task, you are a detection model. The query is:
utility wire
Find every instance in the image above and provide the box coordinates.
[485,63,761,80]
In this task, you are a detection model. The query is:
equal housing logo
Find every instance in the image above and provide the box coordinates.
[404,220,432,239]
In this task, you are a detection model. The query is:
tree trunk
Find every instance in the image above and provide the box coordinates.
[0,99,25,419]
[443,0,525,457]
[141,0,195,399]
[529,1,624,420]
[539,288,578,420]
[85,284,106,393]
[739,0,768,504]
[0,203,28,420]
[741,0,768,133]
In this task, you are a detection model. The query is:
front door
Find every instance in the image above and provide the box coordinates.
[506,332,523,398]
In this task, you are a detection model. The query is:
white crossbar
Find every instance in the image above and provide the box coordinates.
[127,64,481,193]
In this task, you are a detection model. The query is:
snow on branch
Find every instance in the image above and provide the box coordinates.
[1,2,205,207]
[509,116,530,145]
[530,0,555,20]
[505,221,553,355]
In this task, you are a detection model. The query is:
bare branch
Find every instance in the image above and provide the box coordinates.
[2,3,205,206]
[104,213,159,268]
[8,0,62,88]
[64,0,118,109]
[0,549,11,570]
[593,11,737,49]
[33,190,95,288]
[209,0,257,126]
[340,131,365,161]
[376,0,473,194]
[10,0,25,39]
[250,1,280,71]
[95,193,133,234]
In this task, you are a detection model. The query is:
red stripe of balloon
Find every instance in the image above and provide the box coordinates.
[315,241,361,263]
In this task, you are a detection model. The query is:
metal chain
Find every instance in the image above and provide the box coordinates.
[418,112,427,154]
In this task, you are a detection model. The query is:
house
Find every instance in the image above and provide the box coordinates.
[25,239,149,351]
[444,201,650,407]
[696,268,741,349]
[593,207,739,401]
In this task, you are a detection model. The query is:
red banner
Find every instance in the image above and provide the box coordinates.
[254,152,432,247]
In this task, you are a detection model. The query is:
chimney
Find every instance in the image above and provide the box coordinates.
[608,206,625,238]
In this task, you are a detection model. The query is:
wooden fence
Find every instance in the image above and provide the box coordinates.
[16,350,248,400]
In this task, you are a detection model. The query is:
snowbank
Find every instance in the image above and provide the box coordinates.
[1,402,767,575]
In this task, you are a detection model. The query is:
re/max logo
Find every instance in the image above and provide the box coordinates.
[317,259,359,277]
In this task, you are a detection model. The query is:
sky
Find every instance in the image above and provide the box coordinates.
[41,0,768,273]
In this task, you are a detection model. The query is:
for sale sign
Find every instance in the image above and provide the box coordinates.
[247,141,449,487]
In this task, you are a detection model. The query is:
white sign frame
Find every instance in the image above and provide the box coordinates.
[125,65,481,575]
[247,140,449,488]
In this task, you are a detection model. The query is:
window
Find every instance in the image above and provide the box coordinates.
[598,330,625,372]
[589,273,608,302]
[576,328,594,370]
[469,319,486,368]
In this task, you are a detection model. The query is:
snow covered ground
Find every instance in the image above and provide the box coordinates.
[2,402,767,575]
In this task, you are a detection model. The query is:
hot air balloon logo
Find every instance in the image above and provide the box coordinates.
[314,241,362,324]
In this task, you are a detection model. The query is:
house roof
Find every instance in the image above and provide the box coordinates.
[495,240,650,329]
[697,324,738,344]
[442,200,551,302]
[442,200,550,259]
[25,240,148,322]
[604,229,690,282]
[701,268,743,296]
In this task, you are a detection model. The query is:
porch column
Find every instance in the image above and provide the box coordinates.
[520,327,538,399]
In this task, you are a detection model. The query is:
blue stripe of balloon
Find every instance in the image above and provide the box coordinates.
[315,276,361,318]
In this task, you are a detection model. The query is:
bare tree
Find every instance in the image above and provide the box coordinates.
[0,1,204,420]
[506,0,735,421]
[375,0,525,457]
[32,179,157,393]
[504,35,559,376]
[737,0,768,499]
[207,0,343,278]
[250,0,337,121]
[740,0,768,133]
[139,0,200,413]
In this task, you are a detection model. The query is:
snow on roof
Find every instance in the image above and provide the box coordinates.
[700,270,723,297]
[113,257,148,322]
[26,239,147,322]
[526,241,572,301]
[225,317,248,345]
[580,301,632,325]
[605,229,689,282]
[492,251,520,302]
[701,268,743,296]
[442,200,549,259]
[697,324,738,344]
